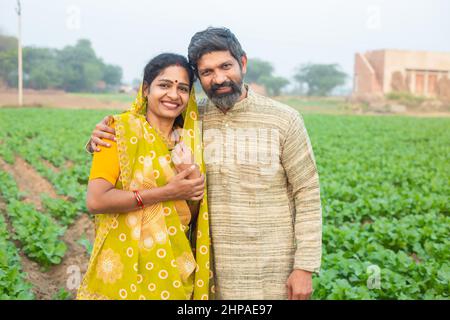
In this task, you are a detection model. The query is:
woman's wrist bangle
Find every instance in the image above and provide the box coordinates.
[133,190,144,209]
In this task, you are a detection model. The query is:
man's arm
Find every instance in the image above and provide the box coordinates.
[281,112,323,299]
[85,115,116,153]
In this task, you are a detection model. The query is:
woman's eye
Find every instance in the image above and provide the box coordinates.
[179,87,189,93]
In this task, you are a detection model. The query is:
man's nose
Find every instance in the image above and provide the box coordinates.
[213,72,228,85]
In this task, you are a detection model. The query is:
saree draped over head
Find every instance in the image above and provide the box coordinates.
[77,85,213,300]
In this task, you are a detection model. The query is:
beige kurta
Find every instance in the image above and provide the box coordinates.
[198,86,322,299]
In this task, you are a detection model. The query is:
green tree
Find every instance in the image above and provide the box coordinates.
[0,49,18,86]
[57,39,102,91]
[294,63,347,96]
[246,58,289,96]
[246,58,274,83]
[23,47,62,89]
[57,39,122,92]
[0,38,123,92]
[28,63,61,89]
[260,75,290,96]
[0,34,18,52]
[102,64,122,86]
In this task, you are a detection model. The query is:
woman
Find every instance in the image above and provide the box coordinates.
[77,53,212,300]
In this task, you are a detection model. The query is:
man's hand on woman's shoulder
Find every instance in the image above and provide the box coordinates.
[86,115,116,153]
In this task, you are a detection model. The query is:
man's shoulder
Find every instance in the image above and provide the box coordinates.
[250,92,300,119]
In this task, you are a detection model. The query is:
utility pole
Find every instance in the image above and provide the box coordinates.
[16,0,23,106]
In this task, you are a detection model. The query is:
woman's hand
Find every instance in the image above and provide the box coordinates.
[88,115,116,152]
[164,165,205,201]
[171,141,201,179]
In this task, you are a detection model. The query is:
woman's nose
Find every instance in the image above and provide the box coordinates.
[167,86,178,99]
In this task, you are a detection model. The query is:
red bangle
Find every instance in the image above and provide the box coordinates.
[133,190,144,209]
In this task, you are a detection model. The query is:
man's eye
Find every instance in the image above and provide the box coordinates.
[201,71,210,77]
[223,64,231,69]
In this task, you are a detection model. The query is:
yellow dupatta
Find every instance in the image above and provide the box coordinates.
[77,85,212,300]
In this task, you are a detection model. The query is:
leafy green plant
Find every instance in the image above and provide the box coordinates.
[52,287,73,300]
[0,171,67,267]
[41,195,80,226]
[0,214,34,299]
[6,200,67,267]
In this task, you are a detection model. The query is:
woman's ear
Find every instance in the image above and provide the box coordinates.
[142,82,150,98]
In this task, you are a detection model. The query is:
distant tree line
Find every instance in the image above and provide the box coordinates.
[0,32,347,96]
[246,58,347,97]
[0,35,122,92]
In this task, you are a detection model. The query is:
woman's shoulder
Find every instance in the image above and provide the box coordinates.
[113,111,145,122]
[96,120,117,152]
[113,112,147,132]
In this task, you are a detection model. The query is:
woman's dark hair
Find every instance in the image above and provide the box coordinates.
[143,53,195,127]
[188,27,246,74]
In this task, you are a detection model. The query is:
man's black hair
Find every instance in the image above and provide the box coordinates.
[188,27,246,74]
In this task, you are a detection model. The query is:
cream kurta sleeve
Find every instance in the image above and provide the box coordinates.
[281,113,322,274]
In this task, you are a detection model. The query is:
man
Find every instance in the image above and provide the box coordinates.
[88,27,322,300]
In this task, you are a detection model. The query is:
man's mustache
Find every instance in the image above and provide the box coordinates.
[211,81,238,93]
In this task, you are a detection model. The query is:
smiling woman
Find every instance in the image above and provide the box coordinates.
[77,53,213,300]
[142,54,195,130]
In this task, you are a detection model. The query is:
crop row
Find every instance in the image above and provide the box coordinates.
[0,171,67,267]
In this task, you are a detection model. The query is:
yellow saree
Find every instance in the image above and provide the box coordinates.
[77,86,212,300]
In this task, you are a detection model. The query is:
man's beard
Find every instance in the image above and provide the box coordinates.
[205,78,243,111]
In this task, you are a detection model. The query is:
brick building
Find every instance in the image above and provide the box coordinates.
[353,50,450,99]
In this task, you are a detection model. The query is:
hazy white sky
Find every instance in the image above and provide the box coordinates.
[1,0,449,85]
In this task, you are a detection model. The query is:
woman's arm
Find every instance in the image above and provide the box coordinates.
[86,165,205,215]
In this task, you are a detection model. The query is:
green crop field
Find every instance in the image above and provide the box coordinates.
[0,107,449,300]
